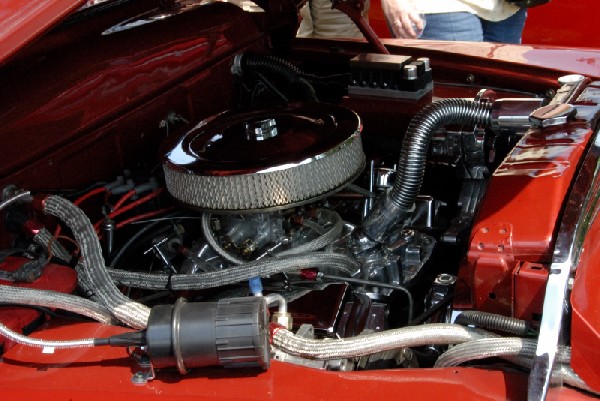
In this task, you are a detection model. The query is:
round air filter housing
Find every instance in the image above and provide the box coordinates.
[163,103,364,212]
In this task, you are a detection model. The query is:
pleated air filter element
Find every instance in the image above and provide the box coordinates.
[163,103,365,212]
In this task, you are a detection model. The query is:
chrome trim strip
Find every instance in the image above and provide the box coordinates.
[528,130,600,401]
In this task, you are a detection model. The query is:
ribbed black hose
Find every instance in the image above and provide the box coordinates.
[238,53,318,102]
[455,311,530,336]
[391,99,492,209]
[363,99,493,241]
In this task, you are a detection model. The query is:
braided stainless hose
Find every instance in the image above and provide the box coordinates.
[43,195,151,329]
[0,322,96,349]
[272,323,485,360]
[435,338,592,393]
[109,252,359,290]
[0,285,114,325]
[435,337,539,367]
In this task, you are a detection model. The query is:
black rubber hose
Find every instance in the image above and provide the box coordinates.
[455,310,531,336]
[391,99,493,209]
[362,99,493,241]
[237,53,318,102]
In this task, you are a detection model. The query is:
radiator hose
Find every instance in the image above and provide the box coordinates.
[362,99,493,242]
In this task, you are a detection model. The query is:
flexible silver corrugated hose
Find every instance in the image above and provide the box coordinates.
[42,195,151,329]
[0,322,96,348]
[19,195,353,327]
[109,252,359,290]
[0,192,68,265]
[442,318,572,367]
[271,323,486,360]
[0,285,114,324]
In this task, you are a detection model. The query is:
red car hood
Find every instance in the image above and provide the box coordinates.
[0,0,87,64]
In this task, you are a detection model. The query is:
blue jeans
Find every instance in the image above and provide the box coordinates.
[419,8,527,44]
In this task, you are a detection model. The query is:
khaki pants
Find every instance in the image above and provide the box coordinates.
[297,0,370,38]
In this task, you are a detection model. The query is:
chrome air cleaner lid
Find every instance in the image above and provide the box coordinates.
[163,103,365,212]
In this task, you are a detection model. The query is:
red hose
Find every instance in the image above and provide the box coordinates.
[112,189,136,211]
[94,188,165,233]
[110,188,164,220]
[74,187,108,206]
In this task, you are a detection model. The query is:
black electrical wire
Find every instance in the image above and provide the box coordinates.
[134,290,173,305]
[408,292,454,326]
[319,274,414,323]
[108,211,183,268]
[93,330,146,347]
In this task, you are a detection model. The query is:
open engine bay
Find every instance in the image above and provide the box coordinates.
[1,2,600,400]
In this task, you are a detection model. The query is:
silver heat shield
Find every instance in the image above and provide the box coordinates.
[163,103,365,212]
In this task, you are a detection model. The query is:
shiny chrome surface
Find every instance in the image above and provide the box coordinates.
[553,75,587,104]
[490,98,545,131]
[245,118,279,141]
[163,104,365,212]
[529,103,576,128]
[528,124,600,400]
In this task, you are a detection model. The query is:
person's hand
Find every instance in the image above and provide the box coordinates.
[381,0,424,39]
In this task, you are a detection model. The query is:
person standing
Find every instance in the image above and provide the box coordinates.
[382,0,528,44]
[298,0,370,39]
